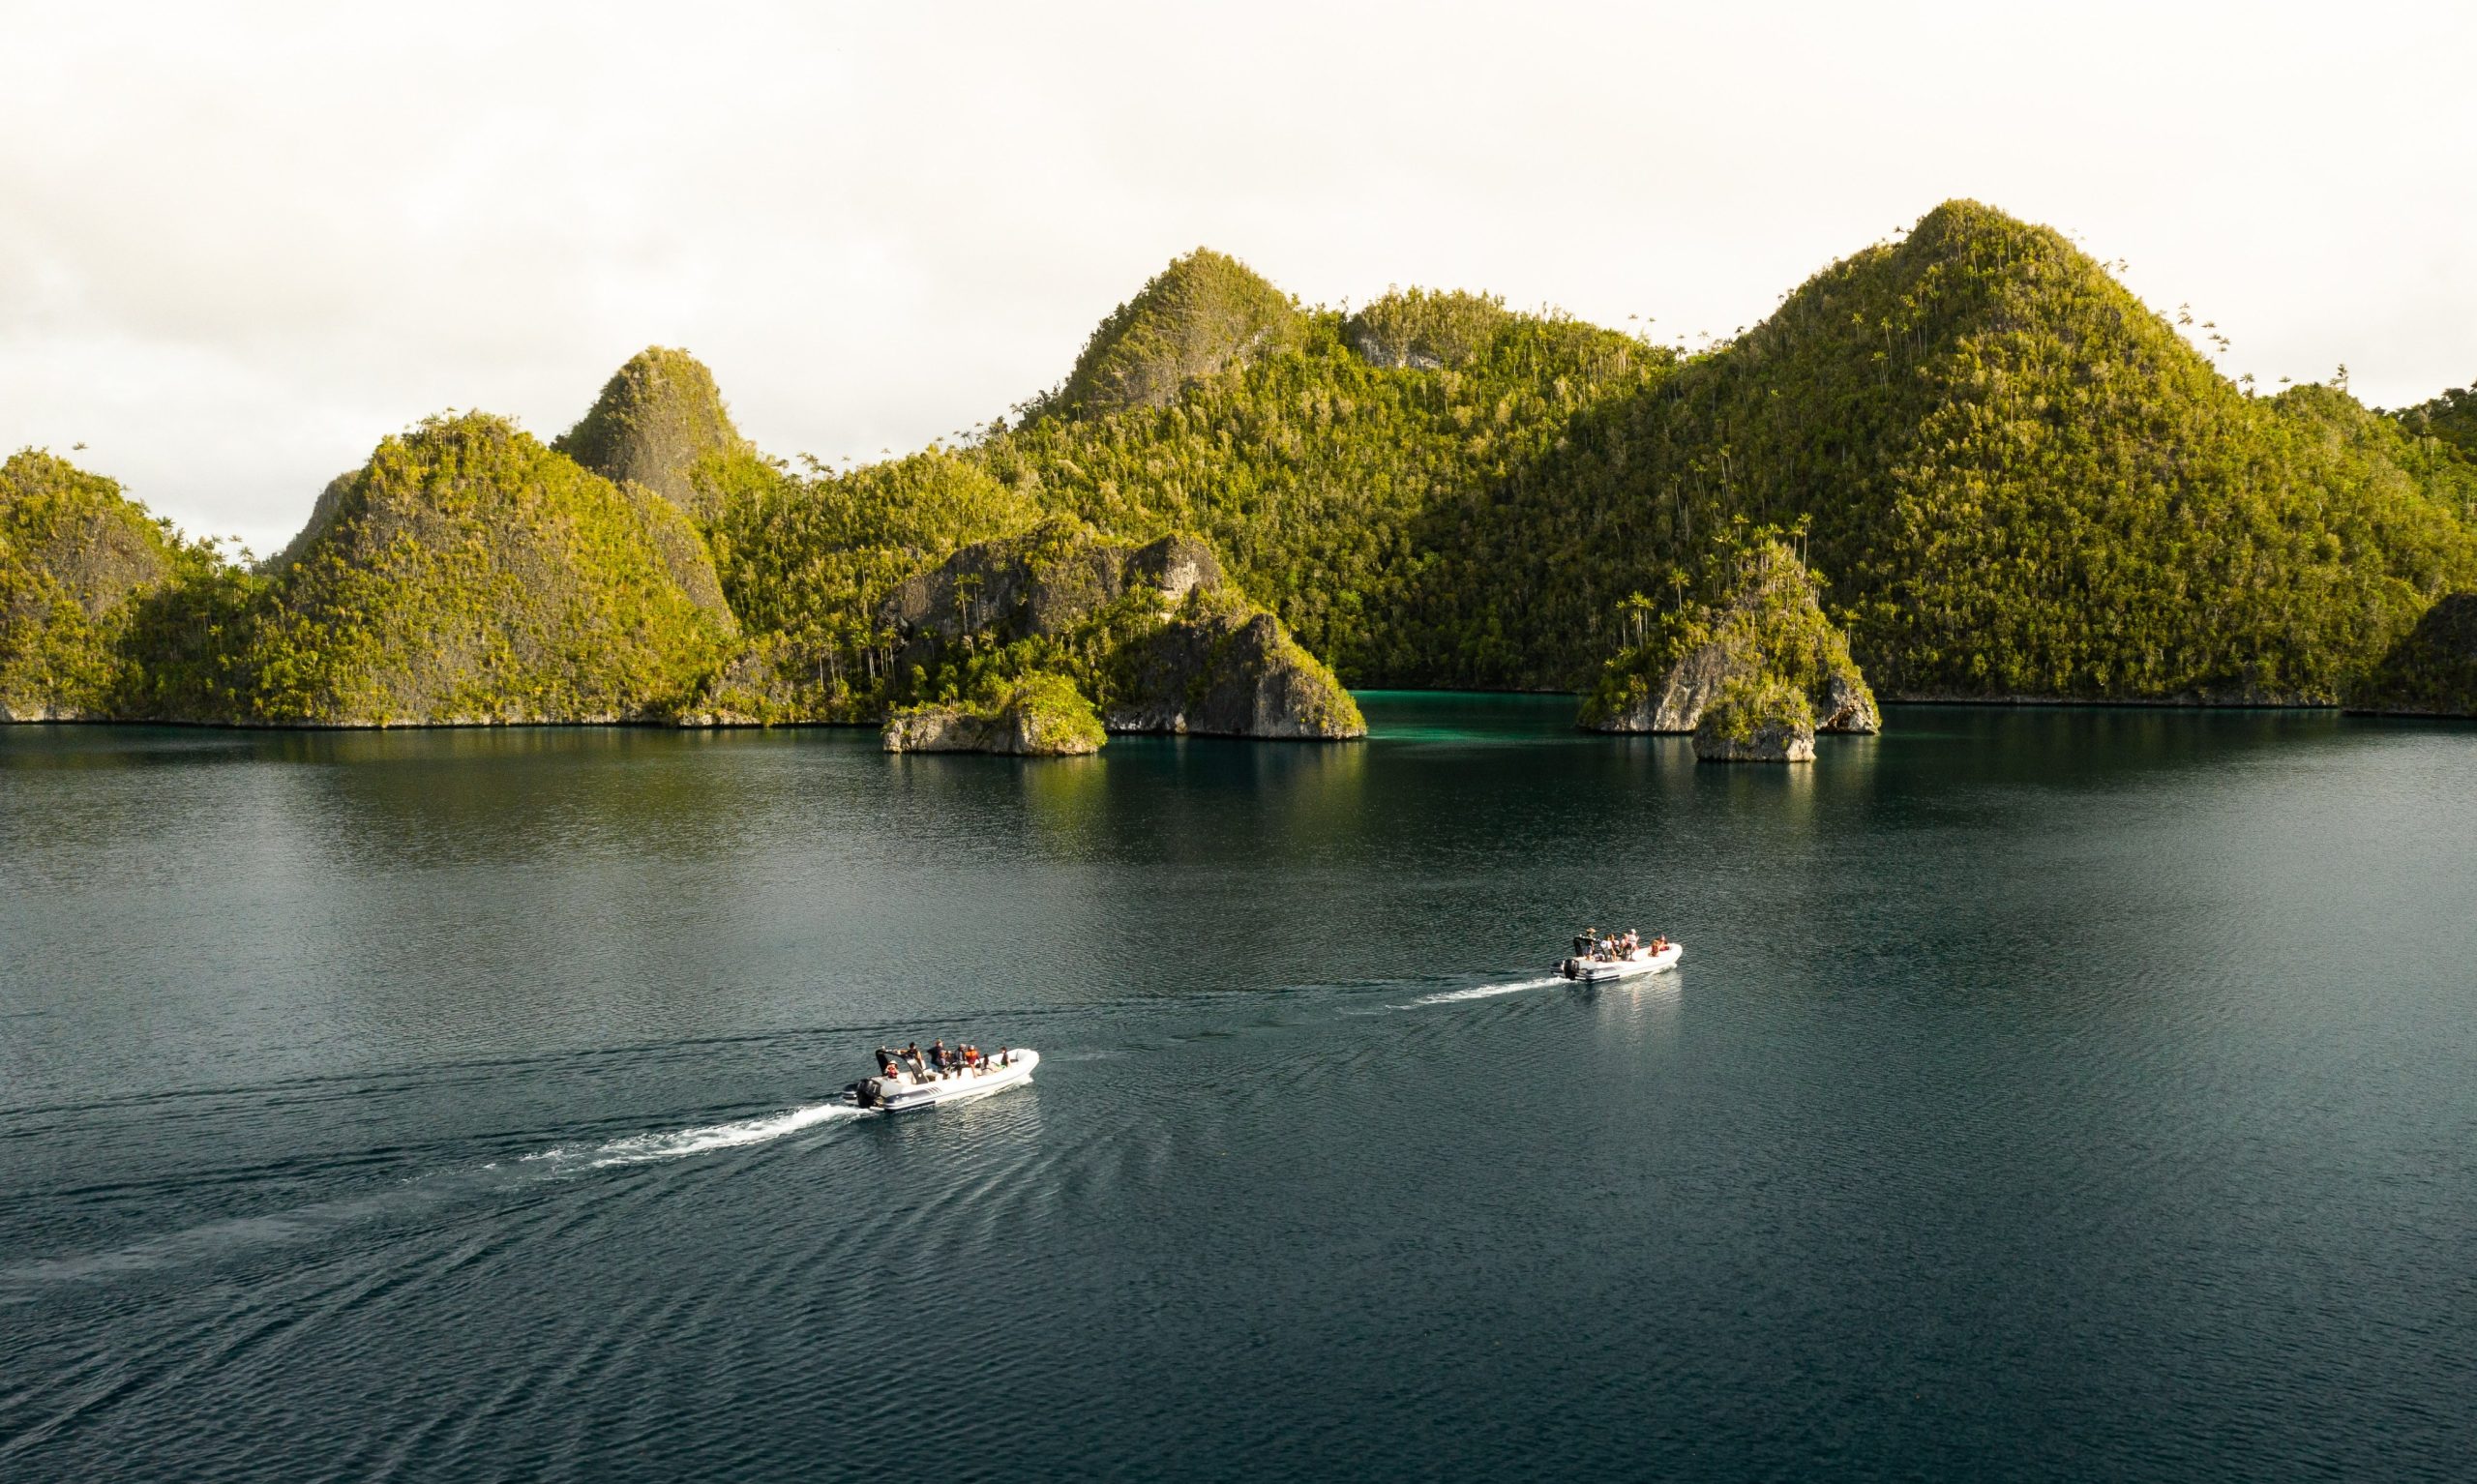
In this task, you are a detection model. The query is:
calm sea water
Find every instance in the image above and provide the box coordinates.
[4,696,2475,1481]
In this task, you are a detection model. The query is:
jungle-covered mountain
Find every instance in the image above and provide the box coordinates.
[233,414,737,724]
[0,450,216,720]
[707,201,2476,708]
[141,414,736,726]
[10,198,2477,727]
[921,202,2476,703]
[556,346,753,522]
[1392,202,2477,701]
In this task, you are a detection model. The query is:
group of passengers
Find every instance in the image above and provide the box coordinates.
[1581,927,1667,962]
[876,1039,1008,1084]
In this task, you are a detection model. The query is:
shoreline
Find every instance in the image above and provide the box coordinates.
[9,689,2476,732]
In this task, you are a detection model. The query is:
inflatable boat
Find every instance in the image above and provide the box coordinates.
[844,1048,1039,1113]
[1558,940,1683,983]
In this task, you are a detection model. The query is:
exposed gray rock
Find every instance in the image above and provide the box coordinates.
[880,527,1222,668]
[882,705,1098,756]
[878,521,1363,740]
[1106,609,1364,738]
[1593,638,1732,732]
[616,479,736,630]
[1693,719,1816,762]
[882,674,1105,756]
[1817,671,1881,732]
[261,471,356,575]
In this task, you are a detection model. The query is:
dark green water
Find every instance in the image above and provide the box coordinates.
[4,696,2475,1480]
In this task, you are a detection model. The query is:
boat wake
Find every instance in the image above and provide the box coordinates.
[1397,974,1567,1008]
[536,1101,872,1171]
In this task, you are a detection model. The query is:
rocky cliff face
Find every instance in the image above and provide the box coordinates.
[880,524,1221,667]
[876,519,1363,750]
[1693,721,1817,762]
[1581,541,1878,738]
[2347,593,2477,716]
[1691,673,1818,763]
[1106,604,1365,738]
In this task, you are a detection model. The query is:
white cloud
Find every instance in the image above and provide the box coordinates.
[5,0,2472,553]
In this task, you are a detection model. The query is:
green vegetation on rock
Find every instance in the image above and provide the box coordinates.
[989,298,1663,680]
[1047,249,1305,418]
[555,347,751,521]
[1580,533,1876,734]
[18,200,2477,734]
[1345,288,1516,371]
[0,450,205,720]
[1400,200,2477,699]
[701,450,1046,720]
[884,671,1106,756]
[238,413,735,725]
[875,518,1361,741]
[2395,382,2477,466]
[1693,672,1817,762]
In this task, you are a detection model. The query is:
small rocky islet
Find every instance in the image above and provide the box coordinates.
[10,199,2477,749]
[1578,538,1880,763]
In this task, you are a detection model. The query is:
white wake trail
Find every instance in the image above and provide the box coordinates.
[579,1101,869,1169]
[1398,974,1567,1008]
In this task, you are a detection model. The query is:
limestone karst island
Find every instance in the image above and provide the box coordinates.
[9,203,2477,758]
[15,6,2477,1480]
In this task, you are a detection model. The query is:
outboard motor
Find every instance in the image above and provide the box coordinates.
[1560,957,1580,981]
[853,1079,880,1110]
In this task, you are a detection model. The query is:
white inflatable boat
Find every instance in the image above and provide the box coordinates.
[845,1049,1039,1113]
[1558,940,1683,983]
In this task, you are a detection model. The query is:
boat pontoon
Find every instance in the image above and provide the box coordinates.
[843,1048,1039,1113]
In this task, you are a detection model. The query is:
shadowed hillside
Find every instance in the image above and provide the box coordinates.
[0,450,205,719]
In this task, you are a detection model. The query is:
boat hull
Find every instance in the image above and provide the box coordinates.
[1563,943,1683,982]
[851,1050,1039,1113]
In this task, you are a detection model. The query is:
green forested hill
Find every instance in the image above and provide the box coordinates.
[2395,382,2477,465]
[951,203,2477,701]
[1044,249,1307,419]
[235,414,735,724]
[979,297,1668,679]
[556,346,752,522]
[1397,201,2477,697]
[0,450,212,719]
[14,202,2476,727]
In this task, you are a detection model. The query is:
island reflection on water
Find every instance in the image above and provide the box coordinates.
[2,697,2474,1482]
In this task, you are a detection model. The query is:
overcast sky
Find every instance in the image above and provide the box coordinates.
[7,1,2473,554]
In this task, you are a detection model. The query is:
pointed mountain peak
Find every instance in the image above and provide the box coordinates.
[1057,249,1301,418]
[555,346,749,520]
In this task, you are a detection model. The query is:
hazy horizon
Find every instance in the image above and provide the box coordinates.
[8,0,2474,555]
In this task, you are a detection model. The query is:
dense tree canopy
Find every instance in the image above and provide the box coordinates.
[14,201,2477,727]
